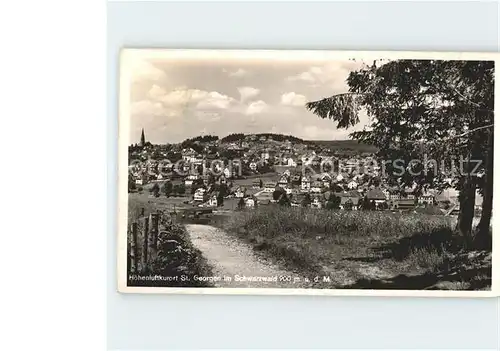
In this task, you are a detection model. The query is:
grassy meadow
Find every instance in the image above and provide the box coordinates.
[221,206,492,290]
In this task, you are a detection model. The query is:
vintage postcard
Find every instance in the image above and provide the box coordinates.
[117,49,499,297]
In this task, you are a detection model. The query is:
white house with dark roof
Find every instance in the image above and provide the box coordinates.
[264,182,276,192]
[235,187,246,198]
[311,181,324,193]
[193,188,207,202]
[418,191,435,205]
[347,180,358,190]
[278,174,289,188]
[208,194,218,207]
[181,148,197,163]
[286,157,297,167]
[301,175,311,191]
[245,197,256,208]
[366,188,387,206]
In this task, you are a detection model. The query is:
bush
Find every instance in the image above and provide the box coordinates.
[127,212,213,287]
[128,177,136,192]
[150,183,160,197]
[237,197,245,210]
[162,181,173,197]
[173,184,186,196]
[404,246,450,273]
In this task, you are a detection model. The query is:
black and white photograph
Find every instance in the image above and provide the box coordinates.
[117,49,498,296]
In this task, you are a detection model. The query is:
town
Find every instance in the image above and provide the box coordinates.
[128,129,477,216]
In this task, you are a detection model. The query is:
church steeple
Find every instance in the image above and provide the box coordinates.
[140,128,146,146]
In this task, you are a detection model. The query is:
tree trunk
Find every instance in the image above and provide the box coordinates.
[456,156,476,247]
[456,183,476,246]
[474,132,493,249]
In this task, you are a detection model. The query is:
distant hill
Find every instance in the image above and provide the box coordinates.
[220,133,304,144]
[309,140,379,153]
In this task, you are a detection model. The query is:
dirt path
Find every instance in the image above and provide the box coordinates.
[185,224,315,288]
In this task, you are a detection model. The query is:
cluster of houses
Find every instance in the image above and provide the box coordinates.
[129,133,470,214]
[226,170,442,209]
[129,142,379,187]
[186,167,460,213]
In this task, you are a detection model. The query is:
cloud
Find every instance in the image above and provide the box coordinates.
[238,86,260,102]
[303,125,342,140]
[223,68,249,78]
[158,88,210,107]
[286,61,364,90]
[281,92,307,107]
[287,71,316,83]
[154,86,234,109]
[130,100,166,116]
[196,91,234,109]
[245,100,268,115]
[137,84,272,120]
[195,111,222,122]
[147,84,167,100]
[309,66,323,75]
[134,85,237,119]
[130,58,166,83]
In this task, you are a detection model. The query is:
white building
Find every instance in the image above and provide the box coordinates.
[310,181,323,193]
[301,151,316,166]
[347,180,358,190]
[193,188,207,202]
[245,198,256,208]
[235,187,246,198]
[286,158,297,167]
[264,182,276,193]
[301,176,311,191]
[208,194,218,207]
[311,197,323,208]
[184,174,199,187]
[418,194,434,205]
[181,148,197,163]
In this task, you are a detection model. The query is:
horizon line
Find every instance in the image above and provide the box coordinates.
[134,131,367,145]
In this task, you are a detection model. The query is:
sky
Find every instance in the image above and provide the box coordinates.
[129,56,371,144]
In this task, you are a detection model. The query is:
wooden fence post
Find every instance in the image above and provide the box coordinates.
[142,216,149,273]
[127,230,131,274]
[130,222,138,273]
[150,213,160,262]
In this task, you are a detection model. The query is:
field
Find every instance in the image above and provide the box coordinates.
[128,192,193,214]
[309,139,379,153]
[231,173,279,187]
[221,206,492,290]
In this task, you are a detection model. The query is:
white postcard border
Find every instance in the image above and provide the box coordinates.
[117,48,500,297]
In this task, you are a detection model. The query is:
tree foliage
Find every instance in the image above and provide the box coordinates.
[162,181,173,197]
[306,59,494,246]
[273,187,286,201]
[151,183,160,197]
[238,197,245,210]
[326,193,341,210]
[128,176,136,192]
[301,193,312,208]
